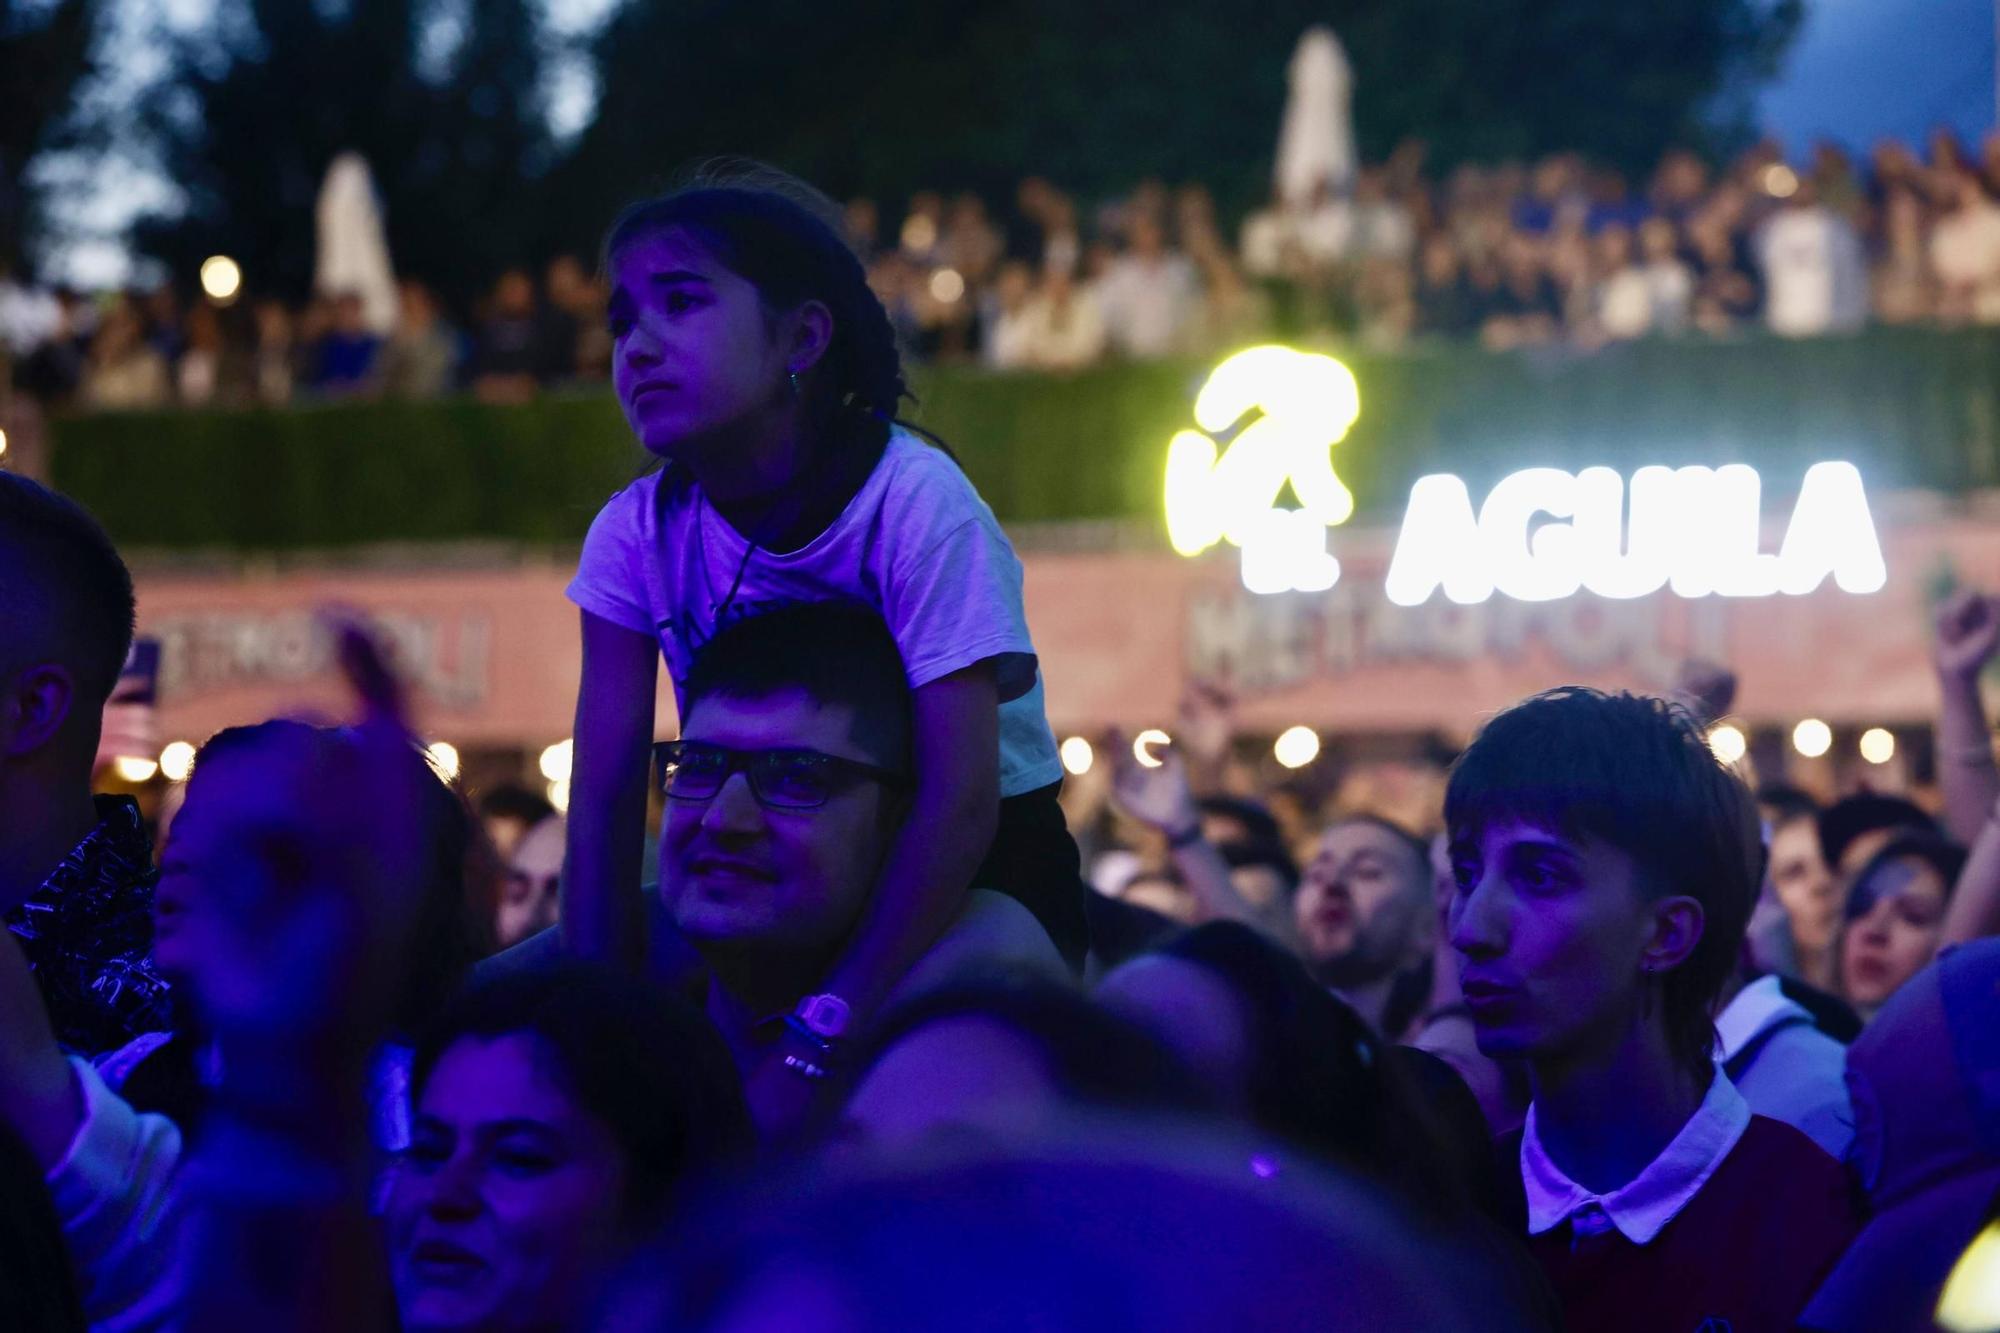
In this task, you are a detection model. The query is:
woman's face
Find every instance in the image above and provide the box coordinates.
[607,229,805,462]
[1841,857,1949,1011]
[386,1034,633,1333]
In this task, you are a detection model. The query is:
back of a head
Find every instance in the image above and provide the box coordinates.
[855,978,1210,1120]
[414,962,751,1224]
[609,1123,1551,1333]
[1445,687,1762,1080]
[0,473,135,717]
[1818,794,1939,873]
[682,601,913,771]
[1157,922,1461,1213]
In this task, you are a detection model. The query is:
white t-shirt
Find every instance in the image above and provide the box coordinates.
[567,430,1062,797]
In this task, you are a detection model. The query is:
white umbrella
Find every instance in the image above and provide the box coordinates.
[314,151,398,334]
[1274,26,1356,208]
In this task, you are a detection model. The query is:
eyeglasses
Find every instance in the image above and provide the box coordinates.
[654,740,911,811]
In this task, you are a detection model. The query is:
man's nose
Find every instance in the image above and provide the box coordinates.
[700,771,765,833]
[1448,873,1506,959]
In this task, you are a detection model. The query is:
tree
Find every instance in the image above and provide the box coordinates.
[132,0,559,311]
[0,0,100,272]
[555,0,1802,233]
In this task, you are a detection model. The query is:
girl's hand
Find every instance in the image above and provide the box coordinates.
[1107,729,1201,836]
[1176,678,1237,767]
[1936,590,2000,683]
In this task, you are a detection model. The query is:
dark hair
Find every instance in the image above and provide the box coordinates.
[1817,794,1938,871]
[1154,922,1461,1214]
[604,162,910,455]
[477,782,556,828]
[1844,831,1967,923]
[412,963,752,1224]
[1755,783,1821,831]
[1217,839,1300,896]
[0,473,135,705]
[1444,688,1761,1082]
[682,601,912,771]
[1328,813,1431,877]
[191,720,491,1036]
[1195,796,1284,849]
[852,978,1211,1119]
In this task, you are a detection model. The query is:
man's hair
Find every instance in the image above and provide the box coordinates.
[682,601,913,769]
[476,781,556,827]
[1845,830,1967,922]
[1218,839,1301,896]
[1444,687,1762,1082]
[1817,794,1937,871]
[1756,783,1821,831]
[0,474,135,705]
[1196,796,1284,849]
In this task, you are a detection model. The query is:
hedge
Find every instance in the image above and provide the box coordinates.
[49,327,2000,554]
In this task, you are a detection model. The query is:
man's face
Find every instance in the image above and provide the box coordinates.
[1294,821,1431,986]
[659,689,897,957]
[1768,817,1838,952]
[1447,817,1666,1065]
[497,817,564,949]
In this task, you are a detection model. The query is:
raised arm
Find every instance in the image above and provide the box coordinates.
[1933,591,2000,847]
[1107,734,1271,934]
[561,610,660,972]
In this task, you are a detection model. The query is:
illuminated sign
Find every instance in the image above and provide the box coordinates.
[1384,462,1886,606]
[1165,346,1360,594]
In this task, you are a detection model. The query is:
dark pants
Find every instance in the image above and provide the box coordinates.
[971,781,1092,973]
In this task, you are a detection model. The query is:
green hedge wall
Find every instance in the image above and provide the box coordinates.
[50,327,2000,553]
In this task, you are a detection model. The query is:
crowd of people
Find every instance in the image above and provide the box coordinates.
[6,129,2000,418]
[4,163,2000,1332]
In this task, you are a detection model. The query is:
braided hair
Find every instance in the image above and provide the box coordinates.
[603,160,936,471]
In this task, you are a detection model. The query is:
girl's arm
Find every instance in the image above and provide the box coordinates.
[1933,591,2000,846]
[817,663,1001,1020]
[1108,737,1272,932]
[561,610,659,972]
[1944,796,2000,948]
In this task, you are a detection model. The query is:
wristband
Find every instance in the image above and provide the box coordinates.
[1167,822,1205,850]
[781,1053,832,1082]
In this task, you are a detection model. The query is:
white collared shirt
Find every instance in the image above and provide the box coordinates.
[1714,975,1854,1159]
[1521,1070,1751,1244]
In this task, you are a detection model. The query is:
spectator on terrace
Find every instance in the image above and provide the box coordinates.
[470,268,554,403]
[251,298,296,405]
[377,279,459,399]
[1873,186,1937,323]
[82,298,170,411]
[1011,265,1108,371]
[1415,233,1476,338]
[1930,171,2000,325]
[310,291,384,397]
[1097,214,1198,360]
[1757,178,1868,338]
[546,254,610,381]
[174,304,228,407]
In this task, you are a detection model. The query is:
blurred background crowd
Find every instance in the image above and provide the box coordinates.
[7,128,2000,413]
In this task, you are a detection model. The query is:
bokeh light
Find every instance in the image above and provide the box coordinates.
[1762,163,1799,198]
[1132,728,1171,769]
[547,778,571,814]
[425,740,461,781]
[1859,727,1896,765]
[159,740,197,783]
[1059,736,1094,776]
[539,738,574,783]
[1273,725,1321,769]
[1792,719,1832,759]
[1707,724,1747,764]
[200,255,243,304]
[112,755,159,783]
[929,267,966,303]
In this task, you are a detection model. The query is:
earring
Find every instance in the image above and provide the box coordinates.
[787,370,801,398]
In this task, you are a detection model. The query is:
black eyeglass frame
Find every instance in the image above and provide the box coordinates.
[653,739,912,810]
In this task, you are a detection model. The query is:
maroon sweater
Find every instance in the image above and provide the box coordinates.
[1500,1115,1859,1333]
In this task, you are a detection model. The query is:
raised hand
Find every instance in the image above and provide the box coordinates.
[1106,729,1201,836]
[1671,658,1738,728]
[1935,589,2000,682]
[1176,678,1237,768]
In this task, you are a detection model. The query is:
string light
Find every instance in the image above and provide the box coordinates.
[1708,724,1747,764]
[1273,726,1321,769]
[547,779,570,814]
[929,268,966,303]
[539,739,573,783]
[1059,737,1094,776]
[159,741,197,783]
[1792,719,1832,759]
[112,755,159,783]
[1859,728,1896,765]
[1132,729,1172,769]
[200,255,243,304]
[425,741,461,781]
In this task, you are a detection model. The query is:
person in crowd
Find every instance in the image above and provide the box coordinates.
[1931,171,2000,324]
[175,302,225,406]
[82,297,171,410]
[251,297,297,405]
[1591,224,1654,342]
[564,167,1088,1136]
[1757,177,1868,337]
[378,279,460,399]
[1413,832,1532,1136]
[980,260,1039,369]
[0,474,171,1056]
[1802,939,2000,1333]
[544,254,609,381]
[1481,234,1562,349]
[1934,588,2000,847]
[1636,216,1694,334]
[1098,921,1464,1212]
[1296,815,1438,1038]
[619,1121,1555,1332]
[1873,185,1937,323]
[469,269,552,403]
[386,963,751,1333]
[496,813,564,950]
[476,783,556,863]
[645,602,1067,1137]
[1818,792,1940,883]
[1415,232,1476,338]
[1711,953,1854,1160]
[1446,688,1855,1333]
[310,290,384,396]
[1009,264,1108,370]
[1836,832,1964,1021]
[1765,795,1841,987]
[1095,214,1197,359]
[838,979,1208,1149]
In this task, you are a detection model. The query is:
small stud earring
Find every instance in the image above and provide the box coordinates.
[787,370,801,398]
